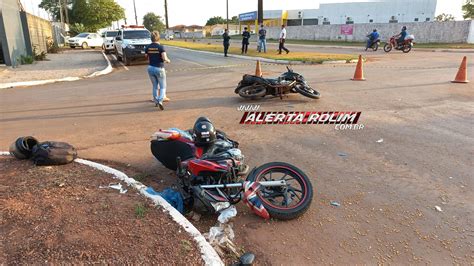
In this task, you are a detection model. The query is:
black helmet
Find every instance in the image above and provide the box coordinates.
[402,26,407,30]
[373,29,377,32]
[193,117,216,146]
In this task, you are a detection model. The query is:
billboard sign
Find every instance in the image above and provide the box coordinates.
[239,11,257,21]
[340,24,354,35]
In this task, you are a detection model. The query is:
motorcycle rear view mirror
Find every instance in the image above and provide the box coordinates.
[286,66,293,72]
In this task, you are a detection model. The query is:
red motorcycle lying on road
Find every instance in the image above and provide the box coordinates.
[384,35,415,53]
[150,126,313,220]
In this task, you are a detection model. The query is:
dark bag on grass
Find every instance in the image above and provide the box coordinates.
[31,141,77,165]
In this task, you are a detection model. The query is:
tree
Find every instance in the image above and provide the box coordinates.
[205,16,226,26]
[435,13,455,21]
[143,12,166,33]
[229,16,239,24]
[39,0,62,20]
[70,0,125,32]
[462,0,474,19]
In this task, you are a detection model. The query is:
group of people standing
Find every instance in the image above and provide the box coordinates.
[222,25,290,57]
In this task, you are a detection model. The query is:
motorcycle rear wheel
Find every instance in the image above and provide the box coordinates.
[383,43,392,52]
[238,85,267,99]
[402,45,412,53]
[295,84,320,99]
[373,42,379,51]
[246,162,313,220]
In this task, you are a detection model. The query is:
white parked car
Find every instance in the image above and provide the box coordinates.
[68,33,103,49]
[101,30,119,54]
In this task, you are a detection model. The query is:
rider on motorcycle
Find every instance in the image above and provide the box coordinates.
[395,26,408,47]
[366,29,380,49]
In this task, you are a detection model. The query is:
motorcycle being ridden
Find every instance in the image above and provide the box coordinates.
[365,29,380,51]
[150,117,314,220]
[384,26,415,53]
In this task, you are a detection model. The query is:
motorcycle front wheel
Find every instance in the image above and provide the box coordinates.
[246,162,313,220]
[295,84,320,99]
[402,45,412,53]
[383,43,392,52]
[238,85,267,99]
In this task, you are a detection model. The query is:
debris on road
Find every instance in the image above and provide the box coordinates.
[100,183,128,194]
[376,139,384,143]
[205,205,239,257]
[337,152,348,157]
[330,201,341,207]
[146,187,184,213]
[434,206,443,212]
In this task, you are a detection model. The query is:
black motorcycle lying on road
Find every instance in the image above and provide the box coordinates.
[235,66,320,100]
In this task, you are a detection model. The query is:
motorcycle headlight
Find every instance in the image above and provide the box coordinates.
[126,44,135,49]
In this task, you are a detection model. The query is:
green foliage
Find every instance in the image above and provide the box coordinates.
[135,203,147,219]
[69,23,87,36]
[70,0,125,32]
[20,55,34,64]
[462,0,474,19]
[205,15,239,26]
[39,0,62,20]
[229,16,239,24]
[435,13,455,21]
[143,12,166,33]
[205,16,226,26]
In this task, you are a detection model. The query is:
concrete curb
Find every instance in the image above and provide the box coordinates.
[0,152,224,266]
[167,45,355,65]
[0,52,113,90]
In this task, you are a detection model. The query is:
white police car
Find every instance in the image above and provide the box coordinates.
[101,30,118,54]
[114,25,151,66]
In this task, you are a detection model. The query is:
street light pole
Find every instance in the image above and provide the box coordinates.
[133,0,138,25]
[226,0,229,30]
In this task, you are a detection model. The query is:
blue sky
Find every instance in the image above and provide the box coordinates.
[22,0,464,26]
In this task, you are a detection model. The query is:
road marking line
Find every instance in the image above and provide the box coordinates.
[110,54,129,71]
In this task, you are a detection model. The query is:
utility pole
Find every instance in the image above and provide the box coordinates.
[164,0,169,29]
[64,0,69,25]
[226,0,229,30]
[258,0,263,25]
[133,0,138,25]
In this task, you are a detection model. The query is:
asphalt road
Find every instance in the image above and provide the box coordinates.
[1,46,473,264]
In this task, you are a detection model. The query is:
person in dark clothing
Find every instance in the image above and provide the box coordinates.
[396,26,408,47]
[258,24,267,53]
[241,27,250,54]
[145,31,171,110]
[222,29,231,57]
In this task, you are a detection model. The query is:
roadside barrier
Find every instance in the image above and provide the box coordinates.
[451,56,469,83]
[351,55,366,81]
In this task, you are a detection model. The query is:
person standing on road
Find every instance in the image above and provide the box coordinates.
[222,29,231,57]
[145,31,171,110]
[258,25,267,53]
[278,25,290,54]
[241,27,250,54]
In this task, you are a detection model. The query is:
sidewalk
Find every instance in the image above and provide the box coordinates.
[0,49,110,89]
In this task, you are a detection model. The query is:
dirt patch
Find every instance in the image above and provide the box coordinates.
[0,157,203,264]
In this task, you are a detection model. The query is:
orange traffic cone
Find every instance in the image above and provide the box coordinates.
[255,60,262,77]
[351,55,366,81]
[451,56,469,83]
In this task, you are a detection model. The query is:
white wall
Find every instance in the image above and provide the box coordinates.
[287,0,437,25]
[266,21,472,43]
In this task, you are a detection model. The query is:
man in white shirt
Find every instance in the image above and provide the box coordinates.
[278,25,290,54]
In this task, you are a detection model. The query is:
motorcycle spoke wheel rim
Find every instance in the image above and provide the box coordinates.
[256,169,305,209]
